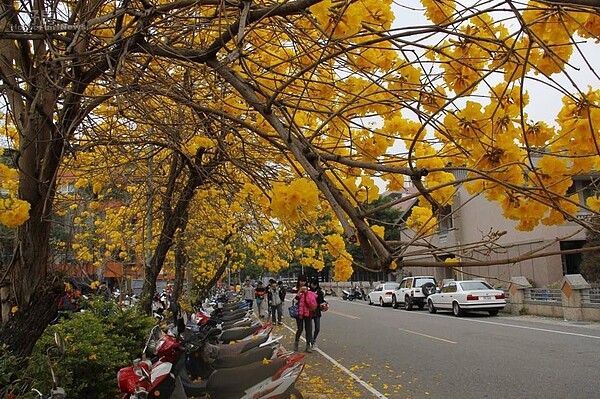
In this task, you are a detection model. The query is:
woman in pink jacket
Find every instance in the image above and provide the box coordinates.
[293,274,318,352]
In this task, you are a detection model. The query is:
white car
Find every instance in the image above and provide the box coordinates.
[367,282,400,306]
[427,280,506,317]
[392,276,438,310]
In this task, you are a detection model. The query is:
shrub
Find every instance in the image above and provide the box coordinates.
[0,344,29,398]
[27,297,156,399]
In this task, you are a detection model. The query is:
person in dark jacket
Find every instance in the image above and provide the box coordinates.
[267,279,284,325]
[255,281,267,318]
[308,278,326,350]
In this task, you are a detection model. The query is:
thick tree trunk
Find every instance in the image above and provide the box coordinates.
[0,278,63,357]
[0,113,63,355]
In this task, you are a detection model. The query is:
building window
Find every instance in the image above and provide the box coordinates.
[438,205,453,235]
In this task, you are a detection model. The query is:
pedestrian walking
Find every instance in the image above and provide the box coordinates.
[277,280,286,303]
[255,281,267,318]
[292,274,318,353]
[309,278,327,349]
[241,278,255,310]
[267,279,284,325]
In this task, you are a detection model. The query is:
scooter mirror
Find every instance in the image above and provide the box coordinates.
[142,325,162,358]
[54,332,66,355]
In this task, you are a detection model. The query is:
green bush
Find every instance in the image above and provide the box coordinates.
[0,343,30,398]
[27,297,156,399]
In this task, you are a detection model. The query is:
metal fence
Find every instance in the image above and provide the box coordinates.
[524,288,562,302]
[582,287,600,304]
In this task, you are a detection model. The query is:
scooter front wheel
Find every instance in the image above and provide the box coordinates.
[284,387,304,399]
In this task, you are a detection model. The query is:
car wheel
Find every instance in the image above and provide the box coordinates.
[452,301,463,317]
[488,309,499,316]
[421,282,437,296]
[404,296,413,311]
[379,297,384,307]
[427,299,436,314]
[391,295,398,309]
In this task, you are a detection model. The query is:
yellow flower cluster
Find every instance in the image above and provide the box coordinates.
[0,197,31,228]
[309,0,394,40]
[406,205,437,237]
[421,0,455,25]
[183,136,216,156]
[270,178,320,223]
[555,88,600,174]
[324,234,354,281]
[0,159,30,228]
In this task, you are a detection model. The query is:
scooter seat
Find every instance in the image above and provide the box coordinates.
[219,324,261,343]
[207,357,288,393]
[213,345,275,368]
[220,319,251,329]
[217,311,248,323]
[216,333,269,356]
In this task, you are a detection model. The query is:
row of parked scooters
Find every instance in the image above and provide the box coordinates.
[117,292,306,399]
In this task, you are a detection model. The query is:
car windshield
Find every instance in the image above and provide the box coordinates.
[414,278,435,286]
[460,281,493,291]
[384,283,399,290]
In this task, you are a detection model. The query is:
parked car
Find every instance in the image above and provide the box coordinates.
[427,280,506,317]
[367,282,400,306]
[392,276,438,310]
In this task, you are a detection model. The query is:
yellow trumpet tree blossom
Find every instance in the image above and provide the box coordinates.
[2,0,600,358]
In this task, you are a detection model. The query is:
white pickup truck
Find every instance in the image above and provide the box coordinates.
[392,276,438,310]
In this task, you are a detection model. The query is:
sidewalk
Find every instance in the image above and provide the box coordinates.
[272,321,380,399]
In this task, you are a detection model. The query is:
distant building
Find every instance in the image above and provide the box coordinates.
[392,171,597,288]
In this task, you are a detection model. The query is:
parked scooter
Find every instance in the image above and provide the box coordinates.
[31,332,66,399]
[118,325,305,399]
[342,286,367,301]
[156,322,285,380]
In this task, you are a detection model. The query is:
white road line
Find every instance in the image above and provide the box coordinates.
[398,327,457,344]
[458,317,600,340]
[315,347,389,399]
[282,323,388,399]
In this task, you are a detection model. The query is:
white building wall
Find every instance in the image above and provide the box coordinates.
[398,184,588,288]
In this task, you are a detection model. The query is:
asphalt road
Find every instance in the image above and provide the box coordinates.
[282,296,600,399]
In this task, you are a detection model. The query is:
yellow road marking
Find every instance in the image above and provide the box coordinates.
[330,310,360,319]
[398,328,457,344]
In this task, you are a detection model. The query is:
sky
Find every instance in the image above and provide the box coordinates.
[390,0,600,126]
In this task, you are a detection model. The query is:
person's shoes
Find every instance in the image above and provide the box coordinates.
[305,344,312,353]
[278,322,283,325]
[293,342,299,352]
[311,342,318,350]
